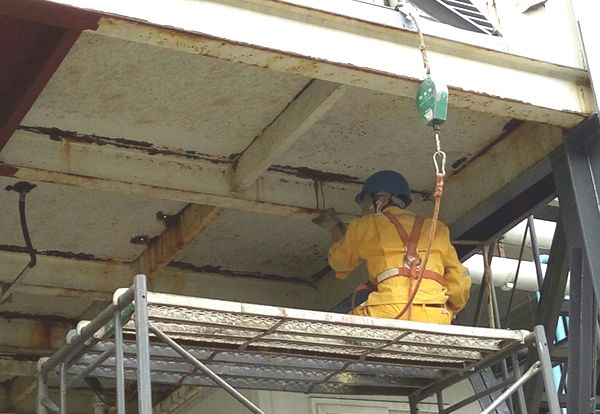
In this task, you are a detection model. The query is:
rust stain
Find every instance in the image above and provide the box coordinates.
[169,261,314,285]
[451,157,467,170]
[19,126,231,165]
[0,164,18,177]
[313,180,321,209]
[310,265,333,281]
[0,311,77,325]
[452,119,524,175]
[270,165,361,184]
[130,235,151,245]
[0,244,122,263]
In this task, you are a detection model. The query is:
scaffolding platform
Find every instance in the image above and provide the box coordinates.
[38,275,560,414]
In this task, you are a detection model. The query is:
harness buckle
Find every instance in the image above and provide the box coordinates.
[404,255,422,268]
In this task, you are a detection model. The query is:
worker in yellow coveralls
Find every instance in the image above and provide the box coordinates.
[316,170,471,324]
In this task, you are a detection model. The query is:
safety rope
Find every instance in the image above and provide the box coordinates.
[409,12,431,76]
[394,14,446,320]
[395,173,444,320]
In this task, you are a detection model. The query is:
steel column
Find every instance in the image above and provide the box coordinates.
[568,248,595,413]
[409,396,419,414]
[510,352,528,414]
[522,218,568,412]
[533,326,560,414]
[37,361,48,414]
[483,243,514,413]
[59,364,67,414]
[115,309,126,414]
[561,114,600,310]
[135,274,152,414]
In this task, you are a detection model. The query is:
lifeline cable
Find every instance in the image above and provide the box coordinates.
[394,13,447,320]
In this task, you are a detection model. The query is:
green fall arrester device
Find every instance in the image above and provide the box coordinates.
[416,76,448,127]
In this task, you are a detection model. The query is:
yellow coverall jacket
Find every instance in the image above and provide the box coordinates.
[329,206,471,324]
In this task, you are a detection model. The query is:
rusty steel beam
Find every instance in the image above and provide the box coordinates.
[133,204,224,278]
[0,0,100,152]
[75,2,592,127]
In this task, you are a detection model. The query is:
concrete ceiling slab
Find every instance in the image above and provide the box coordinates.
[174,209,331,281]
[0,176,186,260]
[21,32,310,158]
[275,87,514,192]
[0,292,89,319]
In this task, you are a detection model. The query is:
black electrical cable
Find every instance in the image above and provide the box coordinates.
[19,191,36,268]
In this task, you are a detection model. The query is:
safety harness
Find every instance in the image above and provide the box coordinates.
[350,212,445,321]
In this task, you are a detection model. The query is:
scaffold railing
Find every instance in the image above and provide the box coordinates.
[37,274,560,414]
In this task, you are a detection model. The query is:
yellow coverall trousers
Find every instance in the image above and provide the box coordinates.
[352,303,453,324]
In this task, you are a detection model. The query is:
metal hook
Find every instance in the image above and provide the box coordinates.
[433,151,446,176]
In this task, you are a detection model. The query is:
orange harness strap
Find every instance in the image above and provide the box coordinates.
[351,284,374,312]
[383,212,426,320]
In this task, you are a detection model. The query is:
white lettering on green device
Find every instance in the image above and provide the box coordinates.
[416,76,448,127]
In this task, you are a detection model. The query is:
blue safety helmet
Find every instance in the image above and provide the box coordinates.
[355,170,412,207]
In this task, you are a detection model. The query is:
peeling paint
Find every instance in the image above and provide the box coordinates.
[169,261,314,285]
[0,311,76,326]
[0,245,123,263]
[130,235,151,245]
[270,165,362,184]
[452,119,525,175]
[19,126,232,165]
[310,265,333,281]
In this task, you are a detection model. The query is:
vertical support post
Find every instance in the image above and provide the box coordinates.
[533,325,560,414]
[483,244,514,414]
[115,309,126,414]
[135,274,152,414]
[37,361,48,414]
[473,241,496,326]
[511,352,528,414]
[523,218,569,413]
[560,115,600,311]
[409,395,419,414]
[60,363,67,414]
[436,391,444,413]
[568,248,595,414]
[527,216,545,291]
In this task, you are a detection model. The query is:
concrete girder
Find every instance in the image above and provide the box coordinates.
[0,129,373,220]
[0,361,37,377]
[41,0,592,127]
[440,122,563,225]
[133,204,225,278]
[0,251,319,309]
[0,314,73,356]
[231,80,348,190]
[0,123,563,228]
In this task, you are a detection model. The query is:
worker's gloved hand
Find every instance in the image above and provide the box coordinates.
[312,208,343,231]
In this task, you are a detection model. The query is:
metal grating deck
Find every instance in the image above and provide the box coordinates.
[67,291,531,395]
